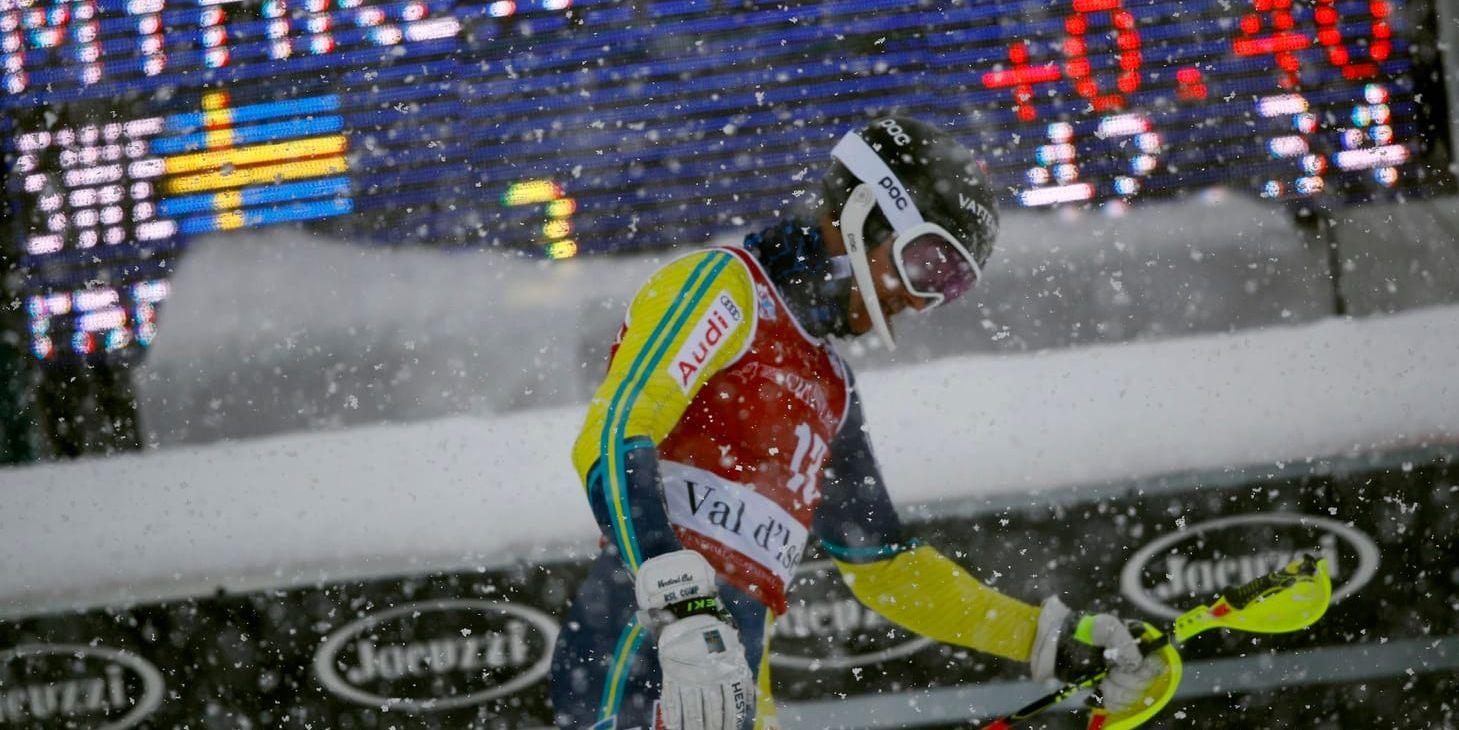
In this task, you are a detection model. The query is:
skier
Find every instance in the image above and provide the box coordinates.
[549,117,1177,730]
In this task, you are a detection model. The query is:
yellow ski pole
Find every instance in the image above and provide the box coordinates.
[983,553,1333,730]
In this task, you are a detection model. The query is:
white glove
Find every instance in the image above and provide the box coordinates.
[634,550,754,730]
[1030,596,1168,715]
[1099,651,1168,714]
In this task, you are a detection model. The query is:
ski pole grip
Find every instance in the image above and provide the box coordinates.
[1140,632,1172,652]
[1218,552,1318,609]
[1064,632,1171,692]
[988,628,1172,726]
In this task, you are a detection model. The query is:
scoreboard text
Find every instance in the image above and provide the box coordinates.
[1,0,1452,360]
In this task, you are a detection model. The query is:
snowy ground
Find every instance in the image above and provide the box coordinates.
[3,303,1456,617]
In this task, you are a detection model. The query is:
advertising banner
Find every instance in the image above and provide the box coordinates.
[772,450,1458,728]
[0,568,582,729]
[2,449,1454,728]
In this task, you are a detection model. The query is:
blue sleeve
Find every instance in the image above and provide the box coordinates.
[811,387,918,564]
[584,438,683,569]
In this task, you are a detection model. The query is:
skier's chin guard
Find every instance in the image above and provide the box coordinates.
[1087,623,1183,730]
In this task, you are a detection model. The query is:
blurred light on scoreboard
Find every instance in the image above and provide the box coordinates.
[2,0,1453,361]
[503,179,577,259]
[28,279,168,359]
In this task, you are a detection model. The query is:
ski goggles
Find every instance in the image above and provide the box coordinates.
[838,180,983,310]
[891,225,981,309]
[832,132,983,311]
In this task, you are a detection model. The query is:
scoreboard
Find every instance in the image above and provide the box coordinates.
[1,0,1454,362]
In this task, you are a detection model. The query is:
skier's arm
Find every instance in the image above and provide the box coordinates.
[571,249,757,575]
[813,391,1041,662]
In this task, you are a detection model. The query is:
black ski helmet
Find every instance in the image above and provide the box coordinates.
[822,117,999,270]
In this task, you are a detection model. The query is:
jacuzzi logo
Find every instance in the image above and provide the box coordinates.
[1120,512,1380,619]
[769,560,933,671]
[313,598,559,713]
[0,643,164,728]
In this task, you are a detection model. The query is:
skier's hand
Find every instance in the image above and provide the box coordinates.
[1030,597,1174,715]
[656,613,754,729]
[634,550,754,730]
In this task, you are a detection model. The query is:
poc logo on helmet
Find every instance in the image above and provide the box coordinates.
[877,118,912,146]
[878,176,910,210]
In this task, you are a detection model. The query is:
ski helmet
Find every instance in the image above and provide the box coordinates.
[822,117,999,350]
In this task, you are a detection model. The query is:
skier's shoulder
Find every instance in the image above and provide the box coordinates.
[630,246,758,317]
[642,245,758,287]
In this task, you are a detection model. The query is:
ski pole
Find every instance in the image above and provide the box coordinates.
[982,553,1333,730]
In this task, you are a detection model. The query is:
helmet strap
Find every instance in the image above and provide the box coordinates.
[839,183,896,351]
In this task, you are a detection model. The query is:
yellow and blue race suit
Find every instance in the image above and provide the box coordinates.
[550,245,1041,729]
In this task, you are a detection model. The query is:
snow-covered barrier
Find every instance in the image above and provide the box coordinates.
[3,304,1456,615]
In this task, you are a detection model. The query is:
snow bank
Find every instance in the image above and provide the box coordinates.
[3,305,1457,615]
[868,303,1459,505]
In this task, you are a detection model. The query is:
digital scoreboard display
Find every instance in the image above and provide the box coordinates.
[2,0,1453,361]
